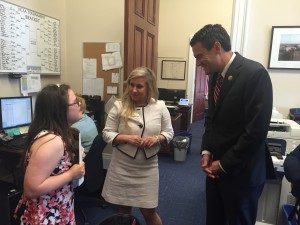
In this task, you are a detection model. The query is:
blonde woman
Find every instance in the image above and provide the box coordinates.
[102,67,174,225]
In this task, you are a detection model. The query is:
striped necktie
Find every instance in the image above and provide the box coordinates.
[214,74,223,104]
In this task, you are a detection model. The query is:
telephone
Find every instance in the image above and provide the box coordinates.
[0,133,13,144]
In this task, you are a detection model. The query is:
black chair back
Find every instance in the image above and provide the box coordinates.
[77,134,106,194]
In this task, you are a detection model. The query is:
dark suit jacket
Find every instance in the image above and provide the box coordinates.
[201,52,276,187]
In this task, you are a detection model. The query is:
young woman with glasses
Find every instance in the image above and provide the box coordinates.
[14,84,85,224]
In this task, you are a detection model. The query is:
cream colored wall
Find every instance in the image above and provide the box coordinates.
[1,0,299,118]
[65,0,124,94]
[1,0,233,97]
[0,0,124,97]
[0,0,67,97]
[246,0,300,118]
[157,0,233,90]
[0,0,67,182]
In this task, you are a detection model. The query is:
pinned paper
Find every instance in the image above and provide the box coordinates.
[111,73,119,83]
[101,52,123,71]
[83,58,97,78]
[105,43,120,52]
[83,78,104,98]
[107,86,118,94]
[20,74,41,94]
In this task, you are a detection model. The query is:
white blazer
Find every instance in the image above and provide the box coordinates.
[102,99,174,159]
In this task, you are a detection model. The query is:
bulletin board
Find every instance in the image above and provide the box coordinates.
[83,42,120,102]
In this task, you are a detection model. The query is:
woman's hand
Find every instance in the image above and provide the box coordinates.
[140,136,159,149]
[115,134,160,148]
[69,161,85,180]
[126,134,143,147]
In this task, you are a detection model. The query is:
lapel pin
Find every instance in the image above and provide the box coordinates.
[228,75,233,81]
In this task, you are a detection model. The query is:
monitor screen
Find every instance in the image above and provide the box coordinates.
[158,88,186,104]
[0,96,33,130]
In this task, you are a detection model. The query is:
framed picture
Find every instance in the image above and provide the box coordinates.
[268,26,300,69]
[161,60,186,80]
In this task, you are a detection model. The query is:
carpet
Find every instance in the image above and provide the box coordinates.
[76,120,206,225]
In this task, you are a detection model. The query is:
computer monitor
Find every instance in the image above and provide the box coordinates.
[158,88,186,104]
[0,96,33,130]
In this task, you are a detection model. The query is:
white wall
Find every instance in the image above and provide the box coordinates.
[157,0,233,90]
[246,0,300,117]
[0,0,67,97]
[65,0,124,93]
[0,0,299,118]
[0,0,124,97]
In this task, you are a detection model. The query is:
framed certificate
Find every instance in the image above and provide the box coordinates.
[161,60,186,80]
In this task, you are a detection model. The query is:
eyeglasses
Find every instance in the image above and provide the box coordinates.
[68,98,80,107]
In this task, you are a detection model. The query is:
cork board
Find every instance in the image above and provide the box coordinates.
[83,42,120,102]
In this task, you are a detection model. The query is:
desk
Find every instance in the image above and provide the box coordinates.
[0,145,25,185]
[177,105,192,132]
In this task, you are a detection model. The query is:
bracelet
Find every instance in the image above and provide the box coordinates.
[155,135,161,147]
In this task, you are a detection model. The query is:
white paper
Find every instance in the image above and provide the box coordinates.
[105,42,120,52]
[101,52,123,71]
[83,58,97,78]
[74,132,84,187]
[20,74,41,94]
[105,95,117,114]
[83,78,104,98]
[111,73,119,83]
[107,86,118,94]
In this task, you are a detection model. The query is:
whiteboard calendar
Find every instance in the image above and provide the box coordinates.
[0,0,60,75]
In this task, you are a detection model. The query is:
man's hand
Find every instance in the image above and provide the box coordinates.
[201,154,222,179]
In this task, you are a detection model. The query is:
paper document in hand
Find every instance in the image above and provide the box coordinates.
[74,132,84,187]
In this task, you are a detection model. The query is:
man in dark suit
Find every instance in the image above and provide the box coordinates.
[190,24,275,225]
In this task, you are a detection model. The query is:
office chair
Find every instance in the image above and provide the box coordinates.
[75,134,108,225]
[98,214,141,225]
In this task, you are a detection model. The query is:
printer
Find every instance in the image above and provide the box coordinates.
[258,118,300,225]
[268,118,300,154]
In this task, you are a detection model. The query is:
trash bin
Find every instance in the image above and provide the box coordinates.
[176,132,192,153]
[172,136,190,161]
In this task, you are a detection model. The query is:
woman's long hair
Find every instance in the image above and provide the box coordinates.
[25,84,77,164]
[120,67,158,128]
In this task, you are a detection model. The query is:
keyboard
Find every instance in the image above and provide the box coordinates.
[5,135,28,150]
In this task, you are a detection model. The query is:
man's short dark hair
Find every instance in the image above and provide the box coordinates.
[190,24,231,51]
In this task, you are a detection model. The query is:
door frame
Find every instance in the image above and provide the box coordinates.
[186,35,196,122]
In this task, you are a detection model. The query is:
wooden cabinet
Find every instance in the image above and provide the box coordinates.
[178,105,192,132]
[171,113,182,135]
[159,113,182,155]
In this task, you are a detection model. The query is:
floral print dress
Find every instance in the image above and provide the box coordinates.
[14,131,75,225]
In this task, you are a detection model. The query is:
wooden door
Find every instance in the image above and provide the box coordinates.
[193,66,207,121]
[124,0,159,80]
